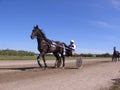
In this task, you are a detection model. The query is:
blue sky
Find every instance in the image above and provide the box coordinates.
[0,0,120,54]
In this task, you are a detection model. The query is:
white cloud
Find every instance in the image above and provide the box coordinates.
[95,21,112,28]
[91,21,114,28]
[111,0,120,9]
[90,20,120,30]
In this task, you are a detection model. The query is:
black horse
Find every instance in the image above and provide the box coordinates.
[31,25,66,68]
[112,47,120,61]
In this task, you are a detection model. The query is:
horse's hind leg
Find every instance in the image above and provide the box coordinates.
[61,54,65,67]
[37,55,42,67]
[53,53,61,68]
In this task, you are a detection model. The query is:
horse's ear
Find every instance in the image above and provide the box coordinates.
[34,25,38,29]
[36,25,38,28]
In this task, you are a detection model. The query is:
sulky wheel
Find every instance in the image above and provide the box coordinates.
[76,56,82,69]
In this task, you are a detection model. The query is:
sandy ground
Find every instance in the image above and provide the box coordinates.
[0,58,120,90]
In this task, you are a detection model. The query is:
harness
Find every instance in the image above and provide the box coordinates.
[37,36,66,54]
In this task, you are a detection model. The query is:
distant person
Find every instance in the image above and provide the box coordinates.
[112,46,120,61]
[113,46,117,55]
[68,40,76,56]
[113,47,116,51]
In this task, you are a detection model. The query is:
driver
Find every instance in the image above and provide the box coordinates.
[68,40,76,55]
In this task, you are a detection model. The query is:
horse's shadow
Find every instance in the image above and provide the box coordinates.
[0,66,56,71]
[112,78,120,82]
[0,67,39,71]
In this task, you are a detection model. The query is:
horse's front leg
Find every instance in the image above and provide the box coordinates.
[112,56,114,62]
[41,53,47,68]
[37,55,42,67]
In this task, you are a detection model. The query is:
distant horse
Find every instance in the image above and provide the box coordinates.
[112,48,120,61]
[30,25,66,68]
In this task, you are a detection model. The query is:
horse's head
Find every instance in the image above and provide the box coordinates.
[31,25,47,40]
[31,25,41,39]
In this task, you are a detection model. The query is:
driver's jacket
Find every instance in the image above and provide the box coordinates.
[69,44,76,51]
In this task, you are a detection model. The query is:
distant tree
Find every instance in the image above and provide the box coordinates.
[80,53,93,57]
[0,49,35,56]
[80,53,111,57]
[96,53,111,57]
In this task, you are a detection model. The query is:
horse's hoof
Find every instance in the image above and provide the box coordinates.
[43,67,47,70]
[38,64,42,68]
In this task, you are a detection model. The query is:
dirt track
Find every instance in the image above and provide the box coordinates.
[0,58,120,90]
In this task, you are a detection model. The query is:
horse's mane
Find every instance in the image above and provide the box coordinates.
[37,27,52,43]
[38,28,47,39]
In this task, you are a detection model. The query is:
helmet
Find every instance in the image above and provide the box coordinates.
[70,40,74,43]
